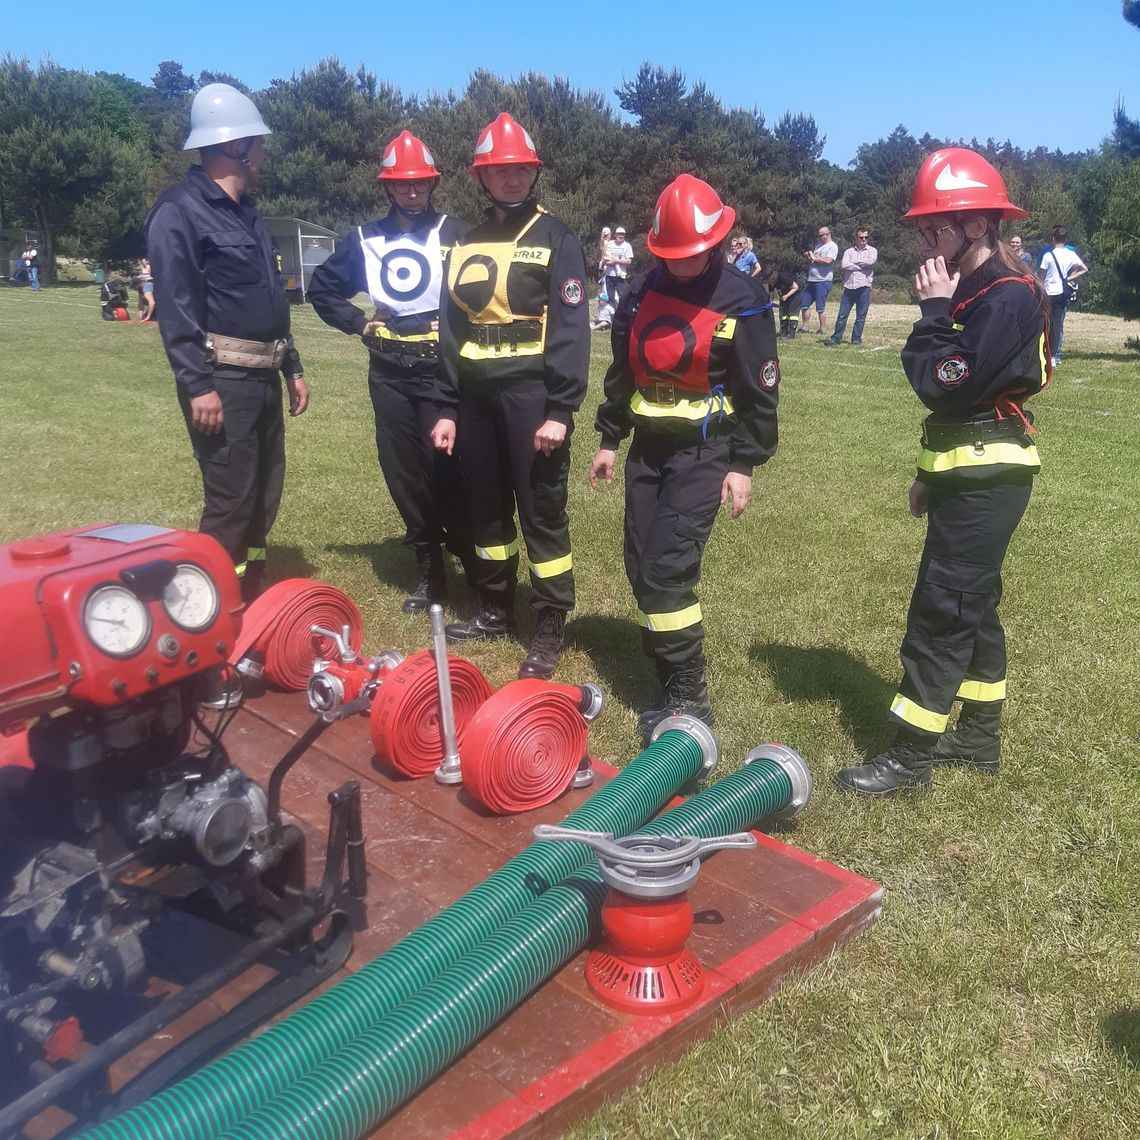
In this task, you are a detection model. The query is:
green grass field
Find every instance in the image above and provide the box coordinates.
[1,286,1138,1139]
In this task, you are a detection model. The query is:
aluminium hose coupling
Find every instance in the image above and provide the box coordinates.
[650,713,719,778]
[744,742,812,820]
[576,682,606,723]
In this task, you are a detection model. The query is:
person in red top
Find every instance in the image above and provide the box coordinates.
[836,148,1050,797]
[590,174,779,741]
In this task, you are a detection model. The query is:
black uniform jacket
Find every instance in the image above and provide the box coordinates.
[146,166,300,398]
[595,259,780,476]
[902,257,1047,419]
[436,202,590,427]
[308,209,470,380]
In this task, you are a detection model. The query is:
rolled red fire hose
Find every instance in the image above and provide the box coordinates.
[370,651,493,778]
[231,580,364,691]
[461,679,590,814]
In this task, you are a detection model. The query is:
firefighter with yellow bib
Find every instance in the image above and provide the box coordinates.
[589,174,779,741]
[431,113,590,680]
[309,130,475,613]
[836,149,1049,796]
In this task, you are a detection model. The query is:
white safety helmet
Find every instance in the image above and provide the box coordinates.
[183,84,272,151]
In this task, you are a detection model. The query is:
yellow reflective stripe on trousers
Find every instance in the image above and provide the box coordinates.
[630,391,736,421]
[234,561,248,578]
[246,547,266,562]
[459,341,544,361]
[917,441,1040,473]
[956,678,1006,702]
[475,540,519,561]
[530,553,572,579]
[636,601,702,632]
[890,694,949,734]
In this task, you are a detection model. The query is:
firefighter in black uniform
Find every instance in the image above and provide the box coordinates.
[764,268,801,338]
[146,84,308,602]
[432,113,590,680]
[309,130,475,613]
[589,174,780,741]
[836,148,1049,796]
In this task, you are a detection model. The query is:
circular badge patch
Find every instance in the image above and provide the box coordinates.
[760,360,780,389]
[560,279,584,306]
[935,355,970,388]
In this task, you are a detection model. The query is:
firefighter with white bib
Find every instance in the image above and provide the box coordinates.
[836,149,1049,796]
[431,113,590,680]
[589,174,779,741]
[309,131,475,612]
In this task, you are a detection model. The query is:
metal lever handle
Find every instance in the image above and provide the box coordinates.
[311,624,355,663]
[532,825,755,869]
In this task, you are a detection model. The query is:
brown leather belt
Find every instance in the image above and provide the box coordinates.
[206,333,288,370]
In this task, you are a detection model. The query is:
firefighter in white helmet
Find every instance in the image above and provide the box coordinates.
[146,84,309,601]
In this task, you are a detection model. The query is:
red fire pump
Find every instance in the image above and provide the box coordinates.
[0,524,359,1134]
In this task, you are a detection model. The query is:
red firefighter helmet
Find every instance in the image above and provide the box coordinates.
[646,173,736,259]
[904,148,1028,221]
[378,130,441,182]
[468,113,542,174]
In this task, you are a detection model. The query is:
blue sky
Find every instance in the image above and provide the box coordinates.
[9,1,1137,166]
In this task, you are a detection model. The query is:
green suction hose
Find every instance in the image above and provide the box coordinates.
[215,748,807,1140]
[86,722,717,1140]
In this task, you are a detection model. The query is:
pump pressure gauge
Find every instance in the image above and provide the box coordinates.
[84,584,151,658]
[162,563,219,632]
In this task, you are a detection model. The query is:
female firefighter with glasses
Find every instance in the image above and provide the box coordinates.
[836,148,1050,797]
[589,174,780,742]
[432,113,590,682]
[309,131,475,614]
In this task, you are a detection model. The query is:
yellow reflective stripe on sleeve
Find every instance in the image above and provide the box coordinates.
[512,246,552,266]
[1038,331,1049,383]
[630,391,736,421]
[636,602,703,632]
[529,553,572,579]
[475,540,520,562]
[246,547,266,562]
[952,322,965,331]
[234,562,248,578]
[890,694,949,734]
[917,441,1041,473]
[712,317,737,339]
[459,342,544,361]
[956,678,1006,703]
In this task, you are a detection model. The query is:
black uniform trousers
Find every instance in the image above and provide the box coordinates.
[456,378,574,613]
[893,475,1032,736]
[367,361,473,568]
[178,372,285,569]
[624,430,729,672]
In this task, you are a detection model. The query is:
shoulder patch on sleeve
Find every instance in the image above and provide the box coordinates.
[560,278,584,306]
[760,359,780,389]
[934,354,970,388]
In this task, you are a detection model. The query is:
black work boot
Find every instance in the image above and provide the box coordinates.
[932,702,1002,774]
[640,664,715,746]
[403,547,446,614]
[835,730,935,797]
[518,608,567,680]
[444,597,515,643]
[636,658,674,738]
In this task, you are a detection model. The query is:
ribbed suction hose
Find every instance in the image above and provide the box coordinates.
[86,720,719,1140]
[215,748,809,1140]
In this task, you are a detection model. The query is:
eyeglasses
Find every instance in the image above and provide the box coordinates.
[856,235,869,241]
[916,222,957,247]
[390,180,433,193]
[818,232,829,238]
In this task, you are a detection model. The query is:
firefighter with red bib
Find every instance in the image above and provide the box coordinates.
[589,174,779,741]
[309,131,475,613]
[432,113,590,680]
[836,149,1049,797]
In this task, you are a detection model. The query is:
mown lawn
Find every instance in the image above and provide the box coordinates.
[1,286,1138,1139]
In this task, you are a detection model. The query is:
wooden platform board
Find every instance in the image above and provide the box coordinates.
[227,690,881,1139]
[22,689,881,1138]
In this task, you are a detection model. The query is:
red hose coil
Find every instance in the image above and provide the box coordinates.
[371,651,493,778]
[461,679,589,814]
[230,580,364,691]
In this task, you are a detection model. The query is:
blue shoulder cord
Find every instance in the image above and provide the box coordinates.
[701,299,773,438]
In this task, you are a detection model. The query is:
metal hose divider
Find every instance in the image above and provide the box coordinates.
[214,754,803,1140]
[86,728,715,1140]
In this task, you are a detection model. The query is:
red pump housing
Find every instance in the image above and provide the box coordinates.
[0,522,242,727]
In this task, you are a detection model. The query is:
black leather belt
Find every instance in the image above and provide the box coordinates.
[364,334,437,359]
[921,411,1034,450]
[638,382,679,406]
[469,321,543,348]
